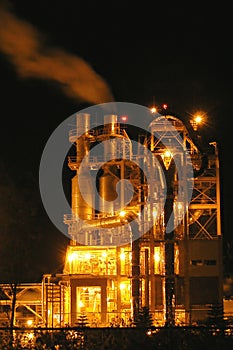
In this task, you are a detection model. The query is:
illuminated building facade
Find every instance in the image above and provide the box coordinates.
[0,110,223,328]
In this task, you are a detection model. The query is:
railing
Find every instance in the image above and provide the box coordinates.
[69,127,129,141]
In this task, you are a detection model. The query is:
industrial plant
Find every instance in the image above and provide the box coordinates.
[0,108,224,328]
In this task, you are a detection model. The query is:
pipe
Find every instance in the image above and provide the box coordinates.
[74,210,138,231]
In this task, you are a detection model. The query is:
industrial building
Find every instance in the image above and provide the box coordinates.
[0,108,224,327]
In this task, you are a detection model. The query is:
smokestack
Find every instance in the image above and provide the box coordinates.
[76,113,91,164]
[76,113,91,135]
[104,114,118,135]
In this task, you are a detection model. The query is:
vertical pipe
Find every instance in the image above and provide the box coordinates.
[163,160,175,327]
[214,143,224,308]
[120,159,125,211]
[183,211,190,325]
[130,221,141,322]
[71,284,76,326]
[101,284,107,325]
[182,149,190,325]
[72,113,94,221]
[214,143,222,236]
[116,246,121,315]
[150,234,155,312]
[145,248,149,308]
[103,114,118,161]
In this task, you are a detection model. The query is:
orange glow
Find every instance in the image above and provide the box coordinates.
[161,149,173,170]
[190,111,207,130]
[119,210,126,217]
[194,115,203,124]
[150,107,157,113]
[120,251,125,260]
[164,150,172,158]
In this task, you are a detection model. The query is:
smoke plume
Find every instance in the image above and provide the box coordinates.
[0,3,114,104]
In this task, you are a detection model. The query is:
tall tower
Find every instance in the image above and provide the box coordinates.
[147,114,223,325]
[43,110,223,327]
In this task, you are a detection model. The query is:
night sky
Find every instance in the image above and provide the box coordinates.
[0,0,232,279]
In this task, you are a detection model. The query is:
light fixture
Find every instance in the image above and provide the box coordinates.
[190,113,205,131]
[150,106,157,114]
[161,149,173,170]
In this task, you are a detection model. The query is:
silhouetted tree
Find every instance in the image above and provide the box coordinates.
[0,163,67,335]
[76,313,89,328]
[134,306,154,329]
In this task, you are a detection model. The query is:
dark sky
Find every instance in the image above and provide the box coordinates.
[0,0,232,276]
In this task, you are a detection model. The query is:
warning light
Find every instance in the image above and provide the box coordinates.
[162,104,168,110]
[121,115,128,122]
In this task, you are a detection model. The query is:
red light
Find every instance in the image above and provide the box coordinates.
[121,115,128,122]
[162,104,168,110]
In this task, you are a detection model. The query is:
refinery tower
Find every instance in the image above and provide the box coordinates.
[38,109,222,328]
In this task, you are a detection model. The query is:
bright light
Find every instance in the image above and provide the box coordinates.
[190,112,206,131]
[79,300,84,307]
[27,332,34,340]
[85,253,91,259]
[162,103,168,110]
[120,115,128,122]
[119,210,126,217]
[27,319,33,327]
[164,150,172,158]
[154,251,160,262]
[68,252,78,263]
[154,247,161,274]
[194,115,202,124]
[120,251,126,260]
[150,107,157,113]
[102,251,107,258]
[120,283,126,290]
[161,150,173,170]
[177,202,183,210]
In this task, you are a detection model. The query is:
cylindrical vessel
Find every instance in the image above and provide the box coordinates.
[72,173,94,221]
[99,173,117,215]
[76,113,91,164]
[103,114,119,160]
[104,114,118,135]
[76,113,91,135]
